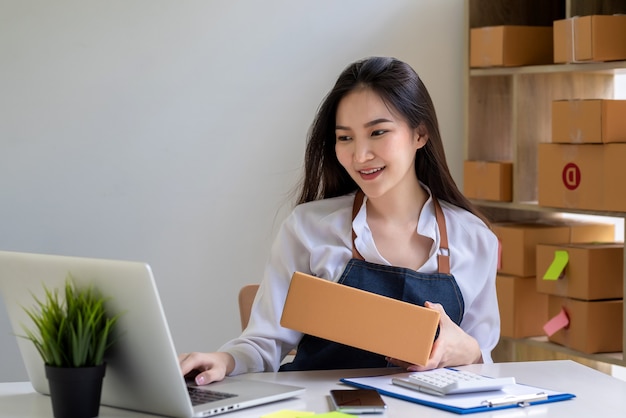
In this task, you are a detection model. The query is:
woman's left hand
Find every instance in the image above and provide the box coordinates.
[387,301,482,372]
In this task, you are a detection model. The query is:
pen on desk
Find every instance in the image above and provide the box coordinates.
[484,392,548,407]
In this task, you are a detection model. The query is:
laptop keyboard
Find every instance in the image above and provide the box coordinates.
[188,387,237,406]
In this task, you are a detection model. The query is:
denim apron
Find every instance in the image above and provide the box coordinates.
[280,191,465,371]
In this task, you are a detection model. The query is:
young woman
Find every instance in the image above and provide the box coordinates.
[180,56,499,385]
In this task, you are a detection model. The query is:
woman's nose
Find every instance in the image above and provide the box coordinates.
[353,138,373,163]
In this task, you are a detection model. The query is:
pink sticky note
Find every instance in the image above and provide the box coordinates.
[543,308,570,337]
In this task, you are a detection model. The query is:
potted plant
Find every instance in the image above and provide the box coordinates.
[21,276,120,418]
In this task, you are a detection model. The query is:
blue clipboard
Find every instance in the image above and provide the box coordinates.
[340,373,575,414]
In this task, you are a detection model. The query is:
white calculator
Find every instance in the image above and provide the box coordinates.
[391,368,516,396]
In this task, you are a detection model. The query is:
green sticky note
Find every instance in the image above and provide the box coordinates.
[309,413,355,417]
[543,250,569,281]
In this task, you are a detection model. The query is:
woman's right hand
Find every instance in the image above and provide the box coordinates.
[385,302,482,372]
[178,352,236,385]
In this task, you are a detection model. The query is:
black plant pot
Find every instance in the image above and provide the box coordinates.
[45,363,106,418]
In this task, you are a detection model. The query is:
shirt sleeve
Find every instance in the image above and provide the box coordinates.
[217,195,354,374]
[454,222,500,363]
[218,210,308,374]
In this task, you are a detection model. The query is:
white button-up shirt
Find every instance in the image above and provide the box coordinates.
[220,192,500,375]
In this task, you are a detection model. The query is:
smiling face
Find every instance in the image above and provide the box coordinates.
[334,87,427,200]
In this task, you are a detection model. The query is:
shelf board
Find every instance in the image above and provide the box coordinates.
[470,61,626,77]
[470,200,626,218]
[500,336,625,367]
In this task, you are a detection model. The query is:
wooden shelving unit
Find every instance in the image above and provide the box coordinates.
[465,0,626,368]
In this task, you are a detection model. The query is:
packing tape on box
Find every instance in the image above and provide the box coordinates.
[568,16,581,63]
[567,100,584,143]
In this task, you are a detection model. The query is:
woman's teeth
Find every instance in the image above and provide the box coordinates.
[360,168,382,174]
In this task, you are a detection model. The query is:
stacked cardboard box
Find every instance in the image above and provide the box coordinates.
[554,15,626,63]
[493,222,614,339]
[551,100,626,144]
[536,243,623,300]
[535,92,624,354]
[545,15,626,211]
[536,243,623,354]
[538,99,626,212]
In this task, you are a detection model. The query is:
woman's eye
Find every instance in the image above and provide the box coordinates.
[336,135,352,142]
[371,129,387,137]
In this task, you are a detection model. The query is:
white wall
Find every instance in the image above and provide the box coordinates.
[0,0,465,381]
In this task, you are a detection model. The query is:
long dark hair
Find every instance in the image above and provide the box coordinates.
[296,56,485,222]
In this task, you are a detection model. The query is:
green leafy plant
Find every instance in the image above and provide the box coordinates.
[21,276,120,368]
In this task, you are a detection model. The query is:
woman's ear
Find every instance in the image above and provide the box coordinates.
[414,124,429,149]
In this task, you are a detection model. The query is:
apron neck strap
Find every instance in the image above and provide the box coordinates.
[433,198,450,274]
[351,190,450,274]
[351,190,366,261]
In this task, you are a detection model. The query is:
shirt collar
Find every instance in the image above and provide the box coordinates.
[352,184,441,262]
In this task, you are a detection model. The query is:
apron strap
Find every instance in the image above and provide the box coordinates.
[351,190,366,260]
[351,190,450,274]
[433,198,450,274]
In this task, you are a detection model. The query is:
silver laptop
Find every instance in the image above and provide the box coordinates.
[0,251,305,417]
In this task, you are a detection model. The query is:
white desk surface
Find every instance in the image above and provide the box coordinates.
[2,360,626,417]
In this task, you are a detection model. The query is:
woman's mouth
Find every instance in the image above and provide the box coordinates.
[359,167,384,180]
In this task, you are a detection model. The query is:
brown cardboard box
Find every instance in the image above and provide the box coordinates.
[495,223,570,277]
[552,100,626,144]
[537,143,604,211]
[463,160,512,201]
[470,25,553,68]
[536,243,624,300]
[280,272,440,366]
[562,221,615,243]
[493,222,614,277]
[554,15,626,63]
[604,144,626,212]
[547,295,623,354]
[496,274,548,338]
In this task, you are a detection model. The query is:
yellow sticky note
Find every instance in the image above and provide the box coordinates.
[543,250,569,281]
[261,410,315,418]
[260,407,359,417]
